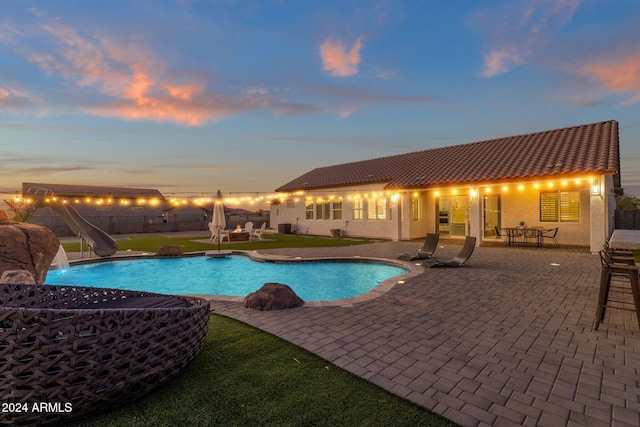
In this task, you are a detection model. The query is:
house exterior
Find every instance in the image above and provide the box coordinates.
[271,121,621,252]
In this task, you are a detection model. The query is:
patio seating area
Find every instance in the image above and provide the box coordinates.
[207,240,640,427]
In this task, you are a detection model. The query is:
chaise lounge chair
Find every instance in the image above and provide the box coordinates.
[422,236,476,268]
[397,233,439,261]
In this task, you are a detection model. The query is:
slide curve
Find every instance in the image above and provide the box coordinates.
[49,202,118,257]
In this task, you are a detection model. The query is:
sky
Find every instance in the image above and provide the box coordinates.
[1,0,640,202]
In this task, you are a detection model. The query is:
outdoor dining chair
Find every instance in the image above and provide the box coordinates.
[540,228,559,247]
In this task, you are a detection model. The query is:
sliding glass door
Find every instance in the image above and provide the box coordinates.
[437,195,469,237]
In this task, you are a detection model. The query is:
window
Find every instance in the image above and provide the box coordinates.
[323,202,331,220]
[316,201,331,220]
[305,201,314,220]
[367,198,387,220]
[332,201,342,220]
[411,198,423,221]
[540,192,559,221]
[559,191,580,222]
[540,191,579,222]
[353,199,364,220]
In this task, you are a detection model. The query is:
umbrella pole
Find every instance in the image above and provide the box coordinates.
[218,227,221,252]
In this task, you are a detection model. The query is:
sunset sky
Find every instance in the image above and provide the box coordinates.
[1,0,640,200]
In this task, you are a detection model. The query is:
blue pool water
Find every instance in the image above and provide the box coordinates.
[45,256,408,302]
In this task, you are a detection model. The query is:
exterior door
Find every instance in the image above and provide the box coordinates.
[483,194,501,238]
[437,195,469,237]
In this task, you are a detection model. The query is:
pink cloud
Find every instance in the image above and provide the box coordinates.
[479,0,582,77]
[579,53,640,105]
[320,36,364,77]
[480,49,523,78]
[19,20,270,125]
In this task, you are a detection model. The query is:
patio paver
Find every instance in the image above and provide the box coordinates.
[201,240,640,427]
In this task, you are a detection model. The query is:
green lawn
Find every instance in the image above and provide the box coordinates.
[61,232,377,254]
[70,315,456,427]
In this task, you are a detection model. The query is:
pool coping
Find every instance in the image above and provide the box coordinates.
[64,250,423,308]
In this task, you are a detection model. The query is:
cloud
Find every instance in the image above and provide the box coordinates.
[479,0,582,77]
[0,85,43,112]
[3,17,278,126]
[320,36,364,77]
[480,49,524,78]
[577,52,640,106]
[0,165,92,178]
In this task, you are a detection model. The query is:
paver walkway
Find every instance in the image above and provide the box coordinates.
[205,241,640,427]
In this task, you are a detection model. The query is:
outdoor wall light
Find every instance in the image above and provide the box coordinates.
[591,182,601,195]
[470,188,478,200]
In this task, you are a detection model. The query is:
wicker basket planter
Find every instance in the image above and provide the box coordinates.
[0,284,210,426]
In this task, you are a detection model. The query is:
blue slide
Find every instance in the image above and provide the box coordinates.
[49,202,118,257]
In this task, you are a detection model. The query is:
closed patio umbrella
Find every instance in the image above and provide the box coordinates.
[211,190,226,253]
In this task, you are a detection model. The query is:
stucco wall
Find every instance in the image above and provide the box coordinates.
[271,180,602,247]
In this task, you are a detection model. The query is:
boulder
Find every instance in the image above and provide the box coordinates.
[0,270,36,284]
[0,222,59,283]
[243,282,304,311]
[156,245,184,257]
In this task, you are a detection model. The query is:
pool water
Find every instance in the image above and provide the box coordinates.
[45,256,409,302]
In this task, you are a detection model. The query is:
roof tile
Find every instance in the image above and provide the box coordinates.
[276,120,620,191]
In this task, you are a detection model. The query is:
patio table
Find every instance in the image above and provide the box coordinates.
[608,229,640,250]
[504,227,546,247]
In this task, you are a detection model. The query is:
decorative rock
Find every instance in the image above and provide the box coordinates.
[0,270,36,284]
[156,245,184,257]
[0,222,59,283]
[243,282,305,311]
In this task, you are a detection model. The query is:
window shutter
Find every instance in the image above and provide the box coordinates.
[540,192,559,222]
[560,191,580,222]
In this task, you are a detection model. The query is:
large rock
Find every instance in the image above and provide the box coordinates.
[0,222,60,283]
[156,245,184,257]
[0,270,36,284]
[243,282,304,311]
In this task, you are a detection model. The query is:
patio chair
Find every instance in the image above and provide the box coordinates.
[604,241,636,261]
[209,223,230,242]
[594,250,640,331]
[250,222,267,241]
[524,226,544,247]
[493,226,505,243]
[422,236,476,268]
[244,222,253,234]
[539,228,559,247]
[397,233,439,261]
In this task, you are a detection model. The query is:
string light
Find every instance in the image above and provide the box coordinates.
[11,177,599,210]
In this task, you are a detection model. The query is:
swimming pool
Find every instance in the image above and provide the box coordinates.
[45,255,410,302]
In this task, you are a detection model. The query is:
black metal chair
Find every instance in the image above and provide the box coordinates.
[540,228,559,247]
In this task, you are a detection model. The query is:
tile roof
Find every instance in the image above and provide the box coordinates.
[276,120,620,192]
[22,182,165,200]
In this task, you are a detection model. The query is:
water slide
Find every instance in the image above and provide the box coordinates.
[49,201,118,257]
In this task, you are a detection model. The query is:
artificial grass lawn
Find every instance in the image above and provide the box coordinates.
[60,233,376,254]
[71,314,456,427]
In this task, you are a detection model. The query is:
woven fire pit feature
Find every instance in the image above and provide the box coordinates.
[0,284,210,426]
